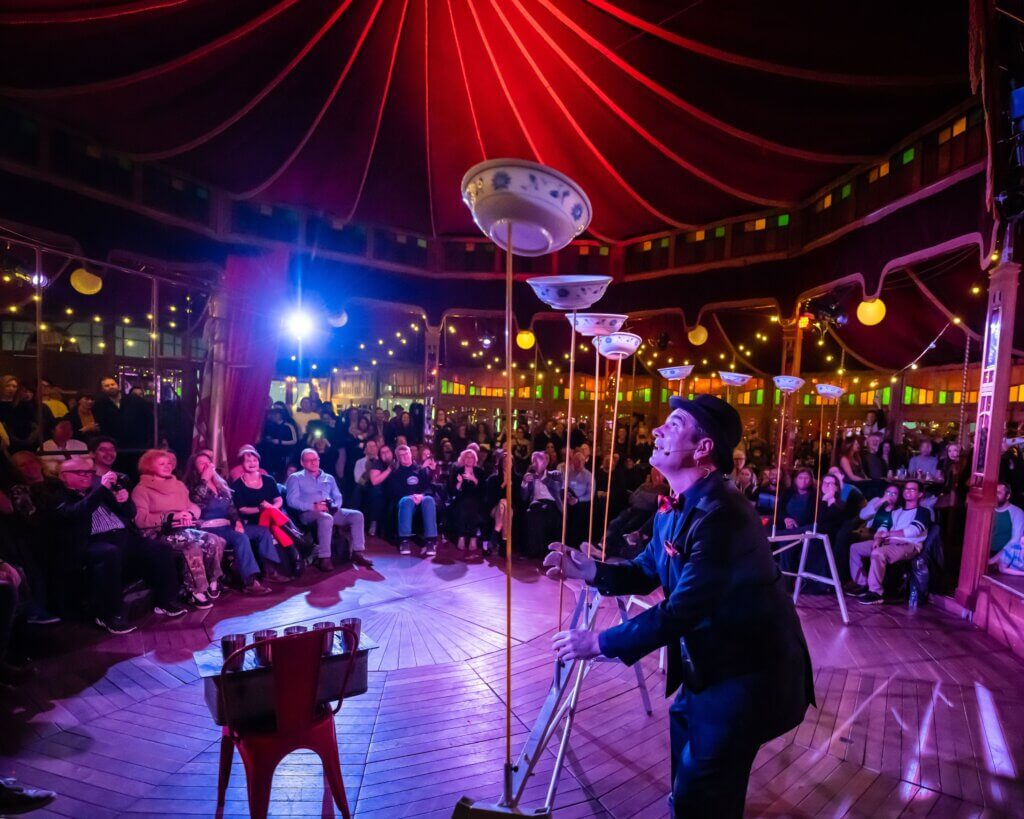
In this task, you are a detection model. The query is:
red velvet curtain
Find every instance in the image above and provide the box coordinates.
[211,249,288,460]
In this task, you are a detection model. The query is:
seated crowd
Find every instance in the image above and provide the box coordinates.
[0,379,1016,687]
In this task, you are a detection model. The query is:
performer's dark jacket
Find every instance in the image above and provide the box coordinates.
[593,471,815,745]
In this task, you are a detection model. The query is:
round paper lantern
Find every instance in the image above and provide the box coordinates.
[327,309,348,328]
[856,298,886,326]
[687,324,708,346]
[70,267,102,296]
[516,329,536,350]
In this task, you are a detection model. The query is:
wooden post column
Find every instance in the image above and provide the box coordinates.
[423,325,441,441]
[957,260,1021,610]
[779,321,804,469]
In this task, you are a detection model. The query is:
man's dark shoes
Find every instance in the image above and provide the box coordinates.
[0,777,56,814]
[352,553,374,569]
[858,592,885,605]
[316,558,334,573]
[154,602,188,617]
[398,540,413,555]
[846,584,869,597]
[95,616,137,635]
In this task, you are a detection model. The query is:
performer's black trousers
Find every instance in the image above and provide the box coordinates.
[669,690,761,818]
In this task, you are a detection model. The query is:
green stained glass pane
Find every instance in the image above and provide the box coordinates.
[803,394,810,405]
[661,388,668,402]
[714,226,726,238]
[660,237,670,248]
[904,386,912,405]
[902,147,916,164]
[774,388,781,404]
[755,389,763,405]
[777,214,790,227]
[882,386,891,405]
[848,394,855,405]
[841,182,852,199]
[618,391,624,401]
[534,385,542,399]
[938,391,947,404]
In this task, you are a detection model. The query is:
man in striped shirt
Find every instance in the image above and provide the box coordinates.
[848,480,933,604]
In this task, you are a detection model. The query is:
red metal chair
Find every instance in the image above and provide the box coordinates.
[216,625,359,819]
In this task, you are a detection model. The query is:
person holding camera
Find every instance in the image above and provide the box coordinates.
[48,456,185,633]
[285,448,368,572]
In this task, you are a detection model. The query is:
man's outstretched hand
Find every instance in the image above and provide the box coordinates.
[542,542,597,583]
[552,628,601,662]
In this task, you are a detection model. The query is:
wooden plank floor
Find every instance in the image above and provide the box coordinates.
[1,537,1022,818]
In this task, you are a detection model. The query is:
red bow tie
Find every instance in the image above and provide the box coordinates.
[657,494,683,514]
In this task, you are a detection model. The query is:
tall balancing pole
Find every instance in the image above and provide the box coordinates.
[770,375,806,537]
[597,332,642,561]
[458,158,596,817]
[567,314,628,560]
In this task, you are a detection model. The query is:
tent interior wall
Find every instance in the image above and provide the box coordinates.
[4,2,1024,817]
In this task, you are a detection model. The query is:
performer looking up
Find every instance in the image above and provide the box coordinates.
[544,394,814,818]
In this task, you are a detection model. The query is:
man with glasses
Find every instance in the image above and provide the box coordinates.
[848,480,932,604]
[47,457,185,633]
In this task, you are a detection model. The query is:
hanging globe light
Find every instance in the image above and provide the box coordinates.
[687,324,708,346]
[515,329,536,350]
[856,298,886,326]
[70,267,102,295]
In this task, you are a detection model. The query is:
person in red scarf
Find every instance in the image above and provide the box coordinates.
[230,446,308,564]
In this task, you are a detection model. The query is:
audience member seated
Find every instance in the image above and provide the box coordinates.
[448,448,485,551]
[861,433,887,480]
[40,416,89,477]
[184,453,278,593]
[521,451,564,559]
[848,480,932,604]
[132,449,226,609]
[364,444,394,537]
[827,467,866,511]
[49,457,185,633]
[433,409,454,446]
[259,406,298,478]
[92,376,124,442]
[733,465,759,502]
[602,467,668,558]
[838,439,868,486]
[990,533,1024,576]
[0,559,31,685]
[69,393,100,441]
[388,444,438,556]
[231,446,304,558]
[908,439,940,477]
[986,482,1024,568]
[777,473,847,591]
[285,448,370,571]
[484,450,508,554]
[774,468,816,532]
[0,457,56,626]
[561,449,592,549]
[292,396,320,437]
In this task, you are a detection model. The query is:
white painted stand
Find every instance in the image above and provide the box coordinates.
[770,531,850,625]
[502,587,654,812]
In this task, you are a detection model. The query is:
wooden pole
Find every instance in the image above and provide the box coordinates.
[586,343,601,555]
[812,400,826,533]
[601,356,624,561]
[771,390,788,538]
[557,313,578,628]
[502,222,515,799]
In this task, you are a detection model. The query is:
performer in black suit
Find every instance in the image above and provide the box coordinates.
[544,394,815,817]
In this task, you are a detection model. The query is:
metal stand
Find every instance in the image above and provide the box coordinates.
[504,587,653,813]
[769,531,850,624]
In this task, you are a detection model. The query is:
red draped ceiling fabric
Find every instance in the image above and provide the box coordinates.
[0,0,970,239]
[219,249,288,459]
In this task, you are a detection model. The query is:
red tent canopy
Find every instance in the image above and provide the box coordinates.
[0,0,970,239]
